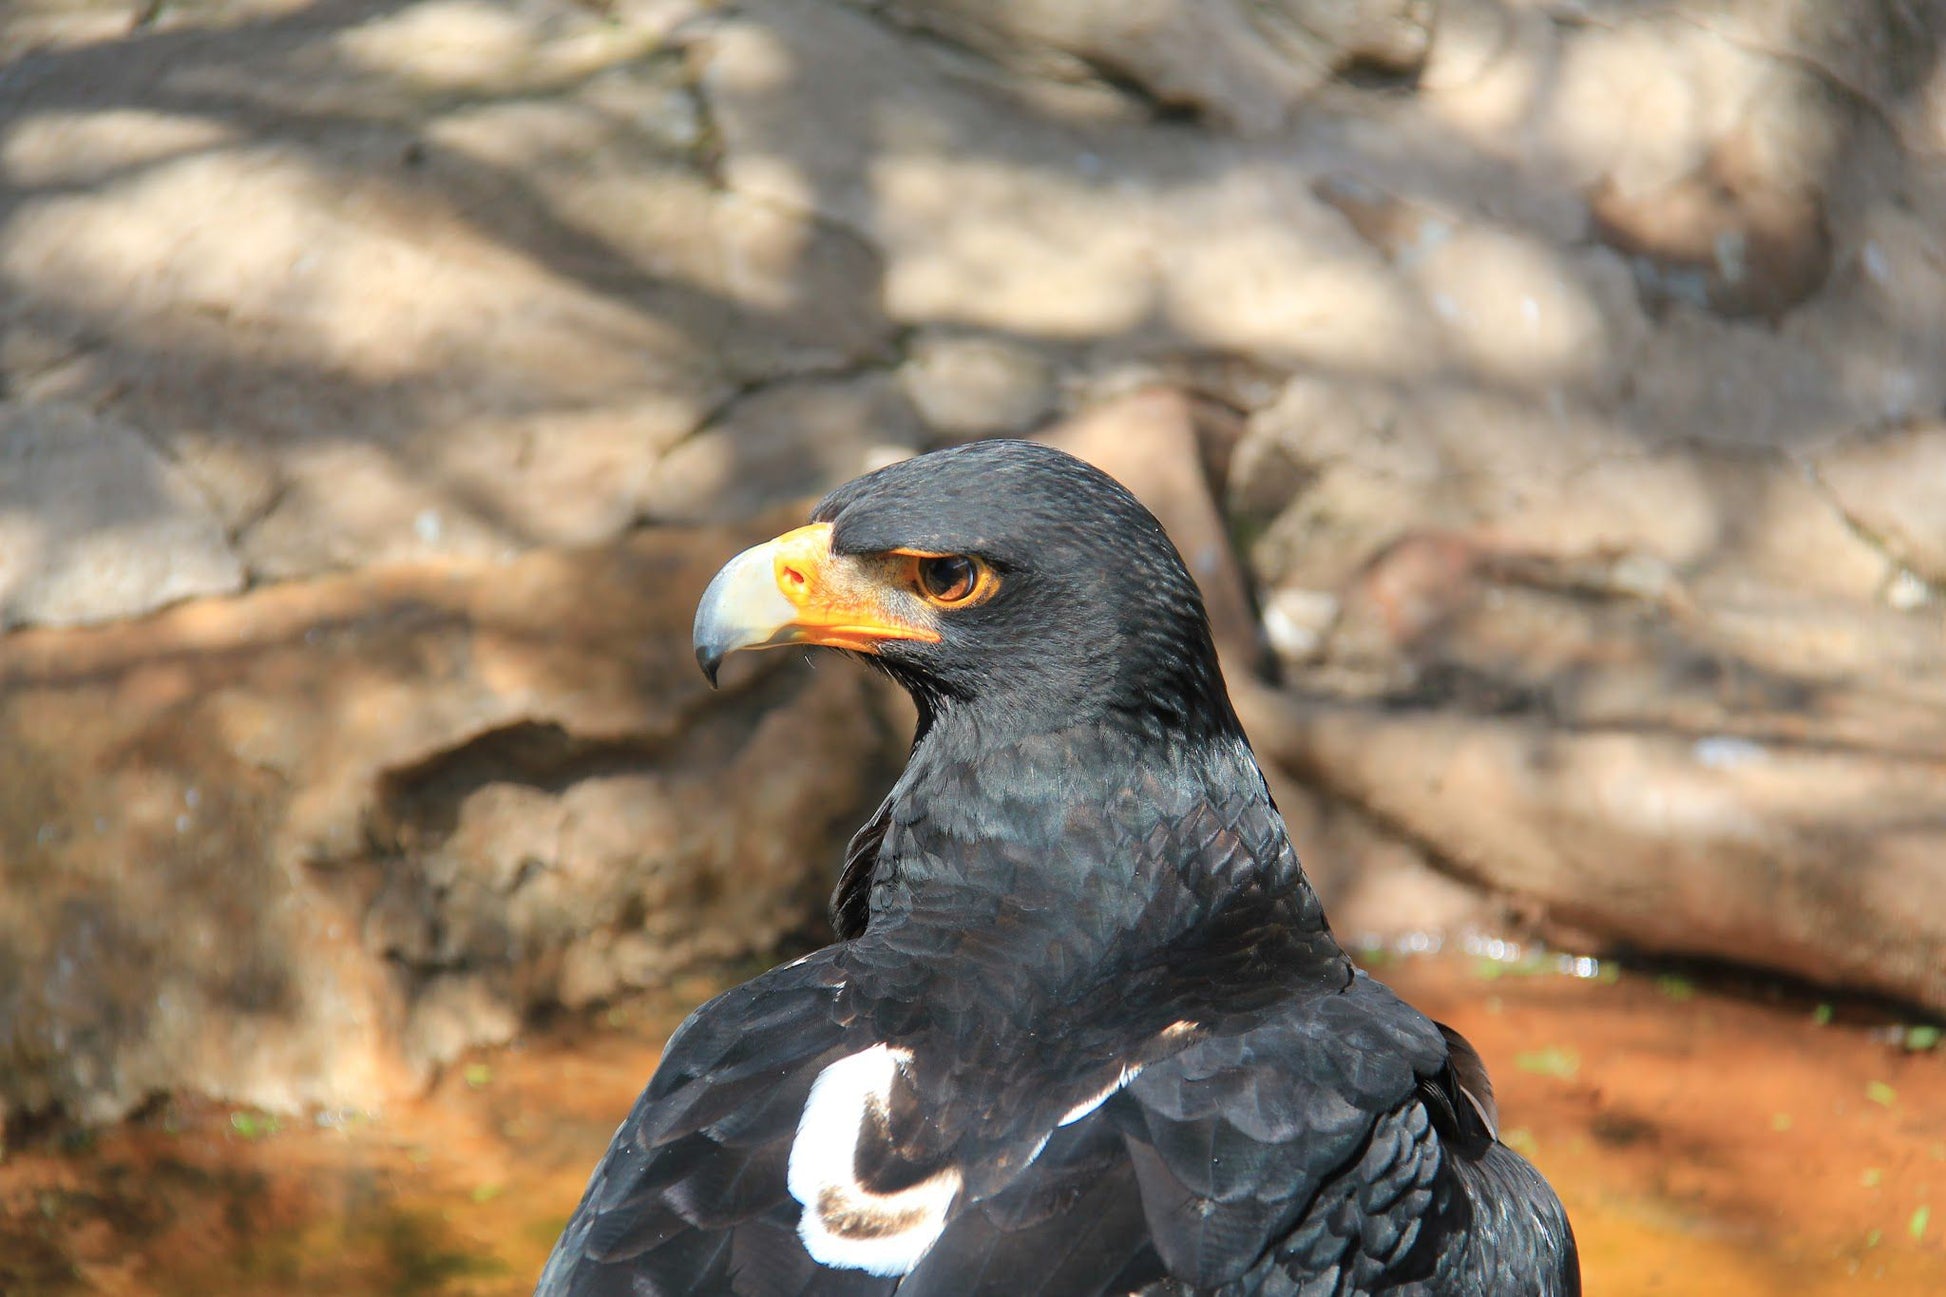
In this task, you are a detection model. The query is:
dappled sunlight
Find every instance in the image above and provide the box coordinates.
[335,0,630,95]
[876,154,1166,338]
[1404,222,1620,388]
[1412,2,1549,141]
[1154,172,1446,372]
[0,403,243,629]
[427,93,838,324]
[1542,17,1741,194]
[1245,380,1729,574]
[0,0,866,585]
[2,138,706,392]
[1,108,238,188]
[0,509,49,620]
[9,146,420,374]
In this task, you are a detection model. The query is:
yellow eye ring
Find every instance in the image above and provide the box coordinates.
[903,553,996,607]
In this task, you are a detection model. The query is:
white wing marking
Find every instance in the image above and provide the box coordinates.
[788,1044,960,1276]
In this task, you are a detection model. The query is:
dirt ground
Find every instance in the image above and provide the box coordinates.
[0,946,1939,1297]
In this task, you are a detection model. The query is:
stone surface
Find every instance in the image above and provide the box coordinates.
[1810,420,1946,587]
[0,401,246,630]
[867,0,1434,134]
[0,528,897,1123]
[1589,133,1834,321]
[702,0,1450,373]
[1234,478,1946,1008]
[1247,696,1946,1012]
[640,373,931,524]
[0,0,894,601]
[899,329,1057,437]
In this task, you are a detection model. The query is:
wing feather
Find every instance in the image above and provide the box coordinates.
[538,957,1571,1296]
[535,953,878,1297]
[1110,972,1473,1292]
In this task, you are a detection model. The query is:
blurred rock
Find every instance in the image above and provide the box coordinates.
[1248,694,1946,1012]
[1221,240,1946,1006]
[1591,129,1833,320]
[0,401,244,630]
[0,0,893,593]
[869,0,1433,134]
[1230,414,1946,1006]
[0,528,897,1123]
[1315,176,1649,395]
[641,372,931,524]
[1261,585,1341,668]
[1416,0,1518,94]
[1241,376,1892,606]
[900,330,1057,437]
[1810,420,1946,586]
[702,0,1445,372]
[1555,4,1932,324]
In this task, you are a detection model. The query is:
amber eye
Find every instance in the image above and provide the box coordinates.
[916,555,978,604]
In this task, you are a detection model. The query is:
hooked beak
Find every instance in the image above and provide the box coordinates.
[692,522,942,685]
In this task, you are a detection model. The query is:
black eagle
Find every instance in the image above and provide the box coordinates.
[536,440,1580,1296]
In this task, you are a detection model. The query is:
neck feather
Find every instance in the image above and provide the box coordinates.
[848,714,1328,958]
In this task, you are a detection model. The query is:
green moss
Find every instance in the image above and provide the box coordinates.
[1514,1047,1580,1080]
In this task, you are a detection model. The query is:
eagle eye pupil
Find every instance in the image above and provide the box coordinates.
[919,556,976,603]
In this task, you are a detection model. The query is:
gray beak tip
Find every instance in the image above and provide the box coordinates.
[694,541,791,686]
